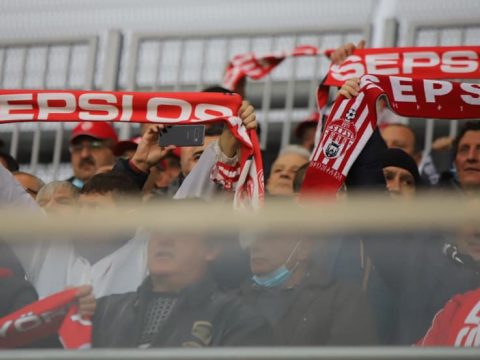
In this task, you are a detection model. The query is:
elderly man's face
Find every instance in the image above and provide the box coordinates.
[248,236,304,276]
[70,137,115,182]
[455,130,480,191]
[381,125,416,158]
[180,136,218,176]
[147,235,218,290]
[383,166,416,199]
[267,153,309,196]
[37,187,77,215]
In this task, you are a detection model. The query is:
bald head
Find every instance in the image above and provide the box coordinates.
[380,124,417,160]
[37,181,79,214]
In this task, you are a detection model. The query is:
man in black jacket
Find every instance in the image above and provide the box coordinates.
[239,234,378,346]
[92,233,272,348]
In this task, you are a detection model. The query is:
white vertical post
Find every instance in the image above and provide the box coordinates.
[280,35,299,149]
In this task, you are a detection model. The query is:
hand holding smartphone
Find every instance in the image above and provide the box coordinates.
[158,125,205,147]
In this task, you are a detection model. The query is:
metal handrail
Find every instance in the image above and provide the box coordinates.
[0,347,479,360]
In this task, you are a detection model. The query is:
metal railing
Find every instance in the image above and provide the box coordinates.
[0,347,479,360]
[2,19,480,181]
[0,35,98,180]
[122,27,370,148]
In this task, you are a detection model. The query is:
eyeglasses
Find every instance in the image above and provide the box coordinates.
[69,140,107,154]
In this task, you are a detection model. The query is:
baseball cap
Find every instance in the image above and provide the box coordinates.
[70,121,118,144]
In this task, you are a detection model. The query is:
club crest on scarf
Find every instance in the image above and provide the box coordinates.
[322,108,357,159]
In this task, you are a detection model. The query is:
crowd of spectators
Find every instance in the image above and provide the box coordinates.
[0,40,479,349]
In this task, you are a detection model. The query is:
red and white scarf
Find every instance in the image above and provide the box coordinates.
[418,288,480,347]
[223,45,480,117]
[0,90,264,208]
[301,74,480,195]
[0,288,90,349]
[223,45,480,195]
[223,45,323,91]
[224,45,480,89]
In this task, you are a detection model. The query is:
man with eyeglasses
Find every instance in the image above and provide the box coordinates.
[68,121,118,189]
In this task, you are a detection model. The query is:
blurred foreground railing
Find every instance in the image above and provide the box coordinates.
[0,195,478,238]
[0,347,479,360]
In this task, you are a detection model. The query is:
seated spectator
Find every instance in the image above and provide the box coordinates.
[267,145,310,197]
[0,151,19,172]
[13,171,45,200]
[36,181,79,215]
[68,121,118,189]
[440,121,480,195]
[381,148,421,199]
[92,233,272,348]
[238,233,378,345]
[16,170,149,299]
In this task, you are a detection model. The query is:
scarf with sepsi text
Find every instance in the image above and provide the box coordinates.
[0,90,264,208]
[223,45,480,123]
[223,45,480,90]
[0,288,90,349]
[300,74,480,195]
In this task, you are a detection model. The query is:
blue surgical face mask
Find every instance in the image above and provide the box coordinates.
[252,241,302,288]
[72,178,84,189]
[252,265,292,288]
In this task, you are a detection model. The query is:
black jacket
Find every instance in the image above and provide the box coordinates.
[239,265,378,346]
[92,275,273,348]
[0,241,61,348]
[0,242,37,317]
[364,232,480,344]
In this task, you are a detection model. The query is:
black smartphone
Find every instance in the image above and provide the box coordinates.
[158,125,205,147]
